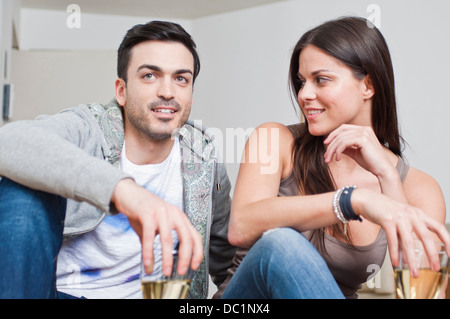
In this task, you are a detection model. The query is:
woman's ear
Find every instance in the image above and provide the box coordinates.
[115,78,127,106]
[362,75,375,100]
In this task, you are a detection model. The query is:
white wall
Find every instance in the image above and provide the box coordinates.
[0,1,4,127]
[5,0,450,224]
[1,0,11,126]
[0,0,20,125]
[11,49,117,120]
[18,8,192,50]
[9,8,190,121]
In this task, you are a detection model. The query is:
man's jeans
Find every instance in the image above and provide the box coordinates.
[222,228,345,299]
[0,177,69,299]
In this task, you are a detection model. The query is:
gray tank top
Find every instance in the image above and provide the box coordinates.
[213,125,409,299]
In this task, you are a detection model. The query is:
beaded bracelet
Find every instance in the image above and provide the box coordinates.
[332,187,348,224]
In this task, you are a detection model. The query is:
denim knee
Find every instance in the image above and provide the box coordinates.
[259,228,313,253]
[0,178,67,298]
[234,227,343,298]
[260,227,303,247]
[257,227,329,269]
[0,177,66,249]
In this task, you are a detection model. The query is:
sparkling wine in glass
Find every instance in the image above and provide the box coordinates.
[140,250,194,299]
[394,240,448,299]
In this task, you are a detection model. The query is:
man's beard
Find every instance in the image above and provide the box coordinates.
[125,98,187,141]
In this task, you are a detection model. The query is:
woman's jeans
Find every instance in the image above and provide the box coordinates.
[222,228,345,299]
[0,177,68,299]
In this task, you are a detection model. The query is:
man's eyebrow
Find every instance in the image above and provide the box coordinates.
[137,64,162,73]
[175,69,193,76]
[137,64,193,76]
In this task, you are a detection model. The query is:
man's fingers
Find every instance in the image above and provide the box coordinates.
[159,216,175,277]
[141,223,156,275]
[175,216,195,275]
[190,229,204,270]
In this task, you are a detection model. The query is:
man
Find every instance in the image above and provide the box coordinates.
[0,21,235,299]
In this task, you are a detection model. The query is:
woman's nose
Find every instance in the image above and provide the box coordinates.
[297,81,316,104]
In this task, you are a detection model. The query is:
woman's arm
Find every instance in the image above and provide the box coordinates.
[228,122,341,247]
[323,124,448,270]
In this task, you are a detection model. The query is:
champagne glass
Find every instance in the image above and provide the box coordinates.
[394,239,449,299]
[141,249,194,299]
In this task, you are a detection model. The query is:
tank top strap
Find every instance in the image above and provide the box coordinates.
[396,156,409,183]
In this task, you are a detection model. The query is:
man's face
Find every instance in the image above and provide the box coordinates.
[116,40,194,141]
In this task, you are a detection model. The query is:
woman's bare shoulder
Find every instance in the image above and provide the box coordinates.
[251,122,296,147]
[404,167,442,192]
[250,122,296,178]
[404,166,446,222]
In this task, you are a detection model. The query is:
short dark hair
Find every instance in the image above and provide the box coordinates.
[117,20,200,83]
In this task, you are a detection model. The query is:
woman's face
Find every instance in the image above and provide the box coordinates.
[297,45,374,137]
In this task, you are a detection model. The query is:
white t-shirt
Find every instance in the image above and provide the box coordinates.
[56,139,183,299]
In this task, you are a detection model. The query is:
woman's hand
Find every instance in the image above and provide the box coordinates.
[323,124,394,178]
[351,188,450,277]
[324,124,409,203]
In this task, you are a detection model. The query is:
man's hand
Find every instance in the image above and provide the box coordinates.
[111,178,203,276]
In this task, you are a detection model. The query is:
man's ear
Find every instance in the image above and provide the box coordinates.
[115,78,127,106]
[362,75,375,100]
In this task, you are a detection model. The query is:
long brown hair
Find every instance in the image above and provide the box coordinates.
[288,17,403,248]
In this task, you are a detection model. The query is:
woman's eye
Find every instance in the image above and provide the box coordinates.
[316,77,330,85]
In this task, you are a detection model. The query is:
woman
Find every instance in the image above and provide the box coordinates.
[216,17,449,299]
